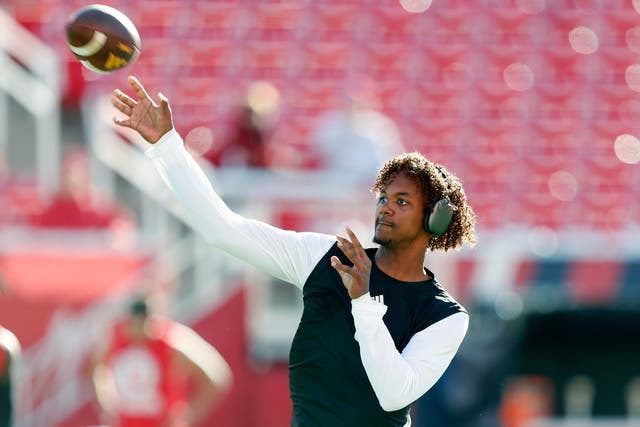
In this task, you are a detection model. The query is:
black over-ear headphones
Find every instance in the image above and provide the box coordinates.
[423,165,457,237]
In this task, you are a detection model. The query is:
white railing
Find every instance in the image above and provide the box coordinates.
[0,8,61,196]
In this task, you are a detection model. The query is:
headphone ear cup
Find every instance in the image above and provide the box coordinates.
[426,199,456,236]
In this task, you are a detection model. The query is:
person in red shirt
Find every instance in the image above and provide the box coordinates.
[0,325,21,427]
[1,273,22,427]
[91,297,232,427]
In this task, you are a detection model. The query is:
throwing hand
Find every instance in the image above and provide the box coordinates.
[111,75,173,143]
[331,227,371,300]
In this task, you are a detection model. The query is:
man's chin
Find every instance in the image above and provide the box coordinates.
[373,234,391,246]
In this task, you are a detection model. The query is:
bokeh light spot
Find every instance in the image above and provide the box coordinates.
[398,0,432,13]
[494,291,524,321]
[625,27,640,54]
[247,81,281,116]
[569,26,599,55]
[516,0,546,14]
[528,226,558,257]
[614,134,640,164]
[625,64,640,92]
[442,62,473,90]
[504,63,535,91]
[184,126,214,157]
[548,170,578,201]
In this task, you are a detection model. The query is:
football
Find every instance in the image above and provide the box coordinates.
[66,4,141,74]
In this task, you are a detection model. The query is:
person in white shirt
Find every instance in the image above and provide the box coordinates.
[309,84,405,186]
[110,76,477,427]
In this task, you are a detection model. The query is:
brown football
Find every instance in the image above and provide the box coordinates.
[66,4,141,74]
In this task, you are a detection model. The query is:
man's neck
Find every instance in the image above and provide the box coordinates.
[374,246,430,282]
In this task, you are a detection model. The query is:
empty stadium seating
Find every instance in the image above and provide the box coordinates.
[2,0,639,233]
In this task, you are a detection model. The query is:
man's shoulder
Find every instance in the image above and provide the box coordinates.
[429,280,466,312]
[400,280,466,334]
[0,327,20,355]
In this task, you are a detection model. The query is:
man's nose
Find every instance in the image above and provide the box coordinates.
[379,201,393,215]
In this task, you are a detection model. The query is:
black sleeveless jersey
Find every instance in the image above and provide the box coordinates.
[289,244,466,427]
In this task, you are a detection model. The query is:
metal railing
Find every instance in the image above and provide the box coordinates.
[0,8,61,196]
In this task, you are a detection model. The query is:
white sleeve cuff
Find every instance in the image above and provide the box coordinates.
[144,128,182,159]
[351,293,387,318]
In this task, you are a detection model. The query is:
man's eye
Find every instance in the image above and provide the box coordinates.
[398,199,408,205]
[378,196,387,204]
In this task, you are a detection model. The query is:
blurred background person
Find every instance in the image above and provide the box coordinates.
[0,325,20,427]
[0,323,21,427]
[309,75,405,186]
[27,147,134,230]
[211,81,281,168]
[91,296,232,427]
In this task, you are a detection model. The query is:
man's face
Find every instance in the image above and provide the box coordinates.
[127,314,148,340]
[373,172,427,248]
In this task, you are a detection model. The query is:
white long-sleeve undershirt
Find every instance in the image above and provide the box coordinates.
[352,295,468,411]
[145,129,469,413]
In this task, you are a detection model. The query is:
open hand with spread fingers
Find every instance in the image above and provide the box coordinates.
[111,75,174,144]
[331,227,372,300]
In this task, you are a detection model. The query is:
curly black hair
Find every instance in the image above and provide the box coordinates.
[373,152,477,251]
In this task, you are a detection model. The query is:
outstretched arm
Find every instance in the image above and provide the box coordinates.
[111,76,335,288]
[89,331,118,424]
[169,323,233,427]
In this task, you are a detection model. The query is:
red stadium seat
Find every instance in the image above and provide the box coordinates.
[536,52,596,96]
[298,42,350,80]
[306,4,360,43]
[184,2,244,40]
[363,43,414,82]
[405,87,470,133]
[579,192,633,230]
[467,193,513,230]
[130,1,189,38]
[473,88,533,132]
[419,11,478,59]
[286,79,342,115]
[239,40,300,80]
[365,5,422,44]
[517,192,577,229]
[429,0,481,17]
[482,2,544,55]
[533,91,585,133]
[474,50,539,96]
[404,120,468,161]
[581,154,636,197]
[176,39,238,78]
[597,48,638,89]
[466,126,522,162]
[246,3,309,42]
[524,128,582,167]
